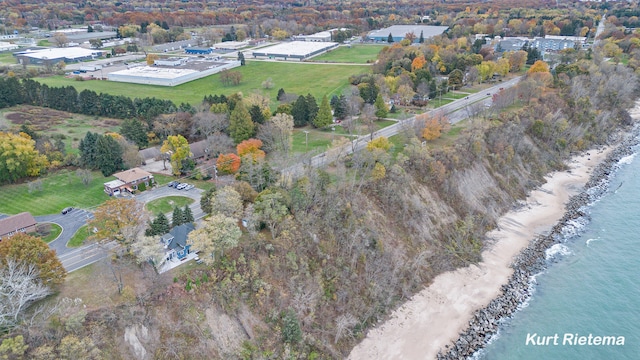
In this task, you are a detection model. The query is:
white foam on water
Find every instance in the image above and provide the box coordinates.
[586,238,600,247]
[545,244,571,260]
[618,153,636,165]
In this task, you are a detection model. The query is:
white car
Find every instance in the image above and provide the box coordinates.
[184,184,195,190]
[176,183,188,190]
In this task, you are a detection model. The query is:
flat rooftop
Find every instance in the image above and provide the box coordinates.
[16,47,102,60]
[369,25,449,39]
[254,41,338,56]
[109,66,199,80]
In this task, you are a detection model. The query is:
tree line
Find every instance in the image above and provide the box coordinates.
[0,78,191,122]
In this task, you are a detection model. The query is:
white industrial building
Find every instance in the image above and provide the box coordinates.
[107,60,241,86]
[0,42,19,52]
[294,31,333,42]
[14,47,103,65]
[252,41,339,60]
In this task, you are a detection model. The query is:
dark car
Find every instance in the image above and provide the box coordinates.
[168,181,179,187]
[61,207,74,215]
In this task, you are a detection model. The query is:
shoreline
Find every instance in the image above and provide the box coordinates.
[349,124,640,359]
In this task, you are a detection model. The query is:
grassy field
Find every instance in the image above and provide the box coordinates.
[290,119,398,154]
[145,196,195,215]
[0,170,111,215]
[40,223,63,243]
[68,225,91,247]
[311,45,385,63]
[36,61,370,107]
[0,52,16,64]
[0,106,121,154]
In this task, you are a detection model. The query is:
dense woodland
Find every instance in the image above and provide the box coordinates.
[1,0,640,359]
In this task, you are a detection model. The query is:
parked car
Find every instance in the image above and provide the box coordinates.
[176,183,188,190]
[184,184,195,190]
[168,181,179,187]
[61,207,74,215]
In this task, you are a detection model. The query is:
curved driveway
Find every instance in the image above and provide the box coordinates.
[31,185,205,272]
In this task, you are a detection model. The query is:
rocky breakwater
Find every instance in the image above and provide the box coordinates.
[437,131,639,360]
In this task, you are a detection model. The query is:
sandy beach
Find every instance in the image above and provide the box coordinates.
[348,147,612,360]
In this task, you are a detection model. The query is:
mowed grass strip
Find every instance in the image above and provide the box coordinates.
[36,61,370,106]
[311,45,385,63]
[40,223,63,243]
[68,225,91,247]
[0,170,110,215]
[145,196,194,215]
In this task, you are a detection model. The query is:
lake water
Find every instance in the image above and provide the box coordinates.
[476,149,640,360]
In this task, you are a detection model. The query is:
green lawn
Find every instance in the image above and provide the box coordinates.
[36,61,370,107]
[0,52,16,64]
[145,196,194,215]
[0,170,111,216]
[311,45,385,63]
[68,225,91,247]
[152,174,216,191]
[40,223,63,243]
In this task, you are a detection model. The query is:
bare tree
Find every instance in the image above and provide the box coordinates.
[0,259,52,329]
[51,32,69,47]
[205,132,235,158]
[75,169,93,186]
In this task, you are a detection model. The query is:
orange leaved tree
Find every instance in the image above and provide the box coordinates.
[236,138,266,162]
[217,153,241,174]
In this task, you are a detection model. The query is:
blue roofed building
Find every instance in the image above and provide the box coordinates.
[185,47,213,55]
[162,223,195,263]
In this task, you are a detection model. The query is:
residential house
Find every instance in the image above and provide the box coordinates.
[138,147,162,164]
[0,212,37,240]
[189,140,210,161]
[161,223,195,262]
[104,167,154,195]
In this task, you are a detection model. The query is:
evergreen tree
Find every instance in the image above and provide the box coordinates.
[95,135,124,176]
[249,105,266,124]
[228,101,255,143]
[120,119,148,148]
[79,132,99,169]
[374,93,388,119]
[172,206,184,228]
[313,95,333,128]
[200,187,217,215]
[277,88,286,101]
[332,94,348,120]
[291,95,308,127]
[419,30,424,43]
[305,93,319,124]
[146,212,170,236]
[387,33,394,43]
[183,205,194,224]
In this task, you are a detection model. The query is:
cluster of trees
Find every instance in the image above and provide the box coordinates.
[145,205,194,236]
[78,132,127,176]
[0,78,187,122]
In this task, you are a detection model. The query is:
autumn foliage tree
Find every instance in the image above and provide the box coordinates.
[419,112,450,141]
[527,60,550,74]
[0,132,49,184]
[216,153,241,174]
[88,198,145,245]
[237,138,266,162]
[0,233,66,286]
[160,134,192,176]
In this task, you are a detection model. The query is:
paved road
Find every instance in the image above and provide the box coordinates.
[134,185,205,221]
[37,209,94,256]
[30,184,205,272]
[283,77,523,176]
